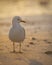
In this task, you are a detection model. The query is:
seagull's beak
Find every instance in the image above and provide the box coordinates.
[21,20,26,23]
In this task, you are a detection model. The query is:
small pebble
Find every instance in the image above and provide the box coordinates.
[26,45,30,47]
[45,51,52,55]
[32,37,36,40]
[29,42,34,45]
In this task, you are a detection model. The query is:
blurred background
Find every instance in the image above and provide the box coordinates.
[0,0,52,18]
[0,0,52,35]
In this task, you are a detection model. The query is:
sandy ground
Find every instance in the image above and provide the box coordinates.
[0,22,52,65]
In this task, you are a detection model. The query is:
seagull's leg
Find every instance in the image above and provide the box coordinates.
[13,42,15,52]
[19,43,22,53]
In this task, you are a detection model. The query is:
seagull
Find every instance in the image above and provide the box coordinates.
[9,16,25,53]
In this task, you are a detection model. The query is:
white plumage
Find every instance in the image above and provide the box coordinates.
[9,16,25,53]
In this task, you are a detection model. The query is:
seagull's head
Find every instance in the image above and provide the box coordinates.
[12,16,25,24]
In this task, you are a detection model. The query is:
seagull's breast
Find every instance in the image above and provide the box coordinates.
[9,23,25,42]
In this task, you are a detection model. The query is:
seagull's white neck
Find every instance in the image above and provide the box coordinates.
[12,20,20,27]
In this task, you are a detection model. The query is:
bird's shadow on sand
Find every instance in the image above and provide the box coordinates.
[10,51,43,65]
[29,59,43,65]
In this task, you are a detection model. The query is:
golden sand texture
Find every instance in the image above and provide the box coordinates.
[0,22,52,65]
